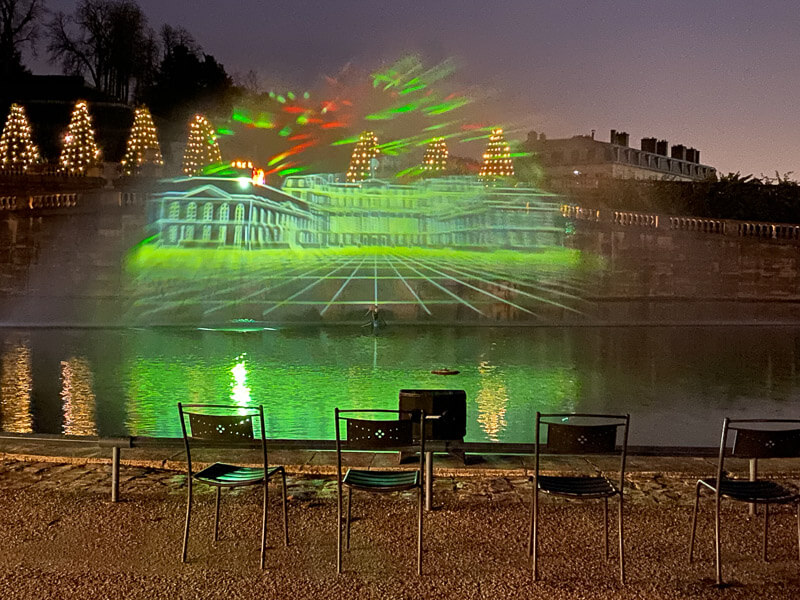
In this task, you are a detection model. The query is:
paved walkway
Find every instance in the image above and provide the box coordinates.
[2,444,800,599]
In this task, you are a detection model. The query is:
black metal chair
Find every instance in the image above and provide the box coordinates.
[178,403,288,569]
[529,412,630,584]
[688,418,800,586]
[335,408,425,575]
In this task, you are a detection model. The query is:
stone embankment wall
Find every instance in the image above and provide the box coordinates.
[564,206,800,322]
[0,191,147,324]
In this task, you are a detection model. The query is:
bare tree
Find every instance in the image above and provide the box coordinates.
[0,0,45,79]
[47,0,151,102]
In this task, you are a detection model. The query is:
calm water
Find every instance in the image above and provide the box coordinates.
[0,326,798,447]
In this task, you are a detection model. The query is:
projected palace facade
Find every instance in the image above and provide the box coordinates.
[149,174,565,251]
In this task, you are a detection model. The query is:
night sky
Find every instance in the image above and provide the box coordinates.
[31,0,800,177]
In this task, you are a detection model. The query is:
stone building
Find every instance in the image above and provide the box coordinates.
[525,129,716,191]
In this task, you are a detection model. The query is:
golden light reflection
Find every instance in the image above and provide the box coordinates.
[61,357,97,436]
[475,360,508,441]
[0,341,33,433]
[230,354,251,407]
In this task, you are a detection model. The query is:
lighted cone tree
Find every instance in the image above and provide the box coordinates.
[479,128,515,182]
[346,131,379,182]
[0,104,40,171]
[182,114,222,176]
[422,137,448,174]
[121,107,163,176]
[60,100,101,175]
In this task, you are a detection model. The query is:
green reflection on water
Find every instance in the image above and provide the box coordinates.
[122,329,577,441]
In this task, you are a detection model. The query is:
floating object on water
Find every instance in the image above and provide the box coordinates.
[431,368,460,375]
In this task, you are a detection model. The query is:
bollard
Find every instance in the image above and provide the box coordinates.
[111,446,120,502]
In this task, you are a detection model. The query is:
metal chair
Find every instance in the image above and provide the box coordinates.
[529,412,630,584]
[688,418,800,586]
[178,403,288,569]
[335,408,425,575]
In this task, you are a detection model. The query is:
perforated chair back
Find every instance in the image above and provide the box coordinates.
[545,422,619,454]
[345,418,413,450]
[187,413,255,441]
[731,426,800,459]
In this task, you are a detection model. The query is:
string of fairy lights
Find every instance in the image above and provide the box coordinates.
[59,100,101,175]
[345,131,380,182]
[121,107,164,176]
[479,128,515,181]
[0,104,40,171]
[182,114,222,176]
[422,137,448,173]
[1,101,516,180]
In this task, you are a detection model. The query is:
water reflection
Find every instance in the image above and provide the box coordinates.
[0,340,33,433]
[475,360,508,441]
[60,357,97,436]
[230,354,251,407]
[4,326,800,446]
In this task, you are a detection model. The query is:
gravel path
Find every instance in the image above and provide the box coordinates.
[2,460,800,599]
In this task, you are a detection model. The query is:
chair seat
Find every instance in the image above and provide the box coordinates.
[536,475,619,498]
[194,463,280,487]
[699,478,800,503]
[343,468,420,491]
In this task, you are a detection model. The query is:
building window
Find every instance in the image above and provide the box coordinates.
[186,202,197,220]
[235,203,245,222]
[218,204,229,221]
[168,202,180,220]
[203,203,213,220]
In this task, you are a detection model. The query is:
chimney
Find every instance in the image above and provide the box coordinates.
[671,144,687,160]
[610,129,617,144]
[591,129,595,140]
[618,131,629,146]
[693,149,700,164]
[641,137,657,153]
[656,140,668,156]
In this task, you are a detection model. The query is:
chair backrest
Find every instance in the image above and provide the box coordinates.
[715,418,800,485]
[335,408,425,482]
[178,403,266,475]
[534,412,630,489]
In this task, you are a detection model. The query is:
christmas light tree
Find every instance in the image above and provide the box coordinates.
[60,100,101,175]
[121,106,163,176]
[346,131,379,182]
[0,104,40,171]
[182,114,222,176]
[479,128,515,182]
[422,137,448,174]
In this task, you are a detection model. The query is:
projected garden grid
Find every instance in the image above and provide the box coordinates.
[126,174,597,323]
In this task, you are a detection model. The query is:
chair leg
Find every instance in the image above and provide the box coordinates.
[527,480,535,557]
[688,481,702,563]
[345,487,352,551]
[618,493,625,585]
[531,484,539,580]
[336,480,343,574]
[260,480,268,570]
[763,503,769,562]
[417,483,423,576]
[714,494,722,586]
[181,478,193,563]
[213,487,221,542]
[604,497,609,559]
[281,469,289,547]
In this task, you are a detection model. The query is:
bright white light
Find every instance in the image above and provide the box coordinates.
[237,177,250,189]
[573,170,581,175]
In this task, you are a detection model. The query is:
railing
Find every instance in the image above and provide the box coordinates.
[563,204,800,242]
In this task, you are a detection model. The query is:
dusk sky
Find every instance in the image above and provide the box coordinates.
[33,0,800,177]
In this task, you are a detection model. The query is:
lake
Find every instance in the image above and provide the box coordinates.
[1,325,798,447]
